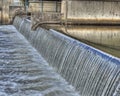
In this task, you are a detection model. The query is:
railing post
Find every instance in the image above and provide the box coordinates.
[65,0,68,26]
[56,0,58,12]
[25,0,27,18]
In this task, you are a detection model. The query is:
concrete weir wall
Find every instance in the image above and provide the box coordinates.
[61,0,120,24]
[13,16,120,96]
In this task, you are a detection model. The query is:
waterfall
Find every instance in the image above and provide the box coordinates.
[13,16,120,96]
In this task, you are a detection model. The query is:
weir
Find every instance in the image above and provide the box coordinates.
[13,16,120,96]
[0,25,79,96]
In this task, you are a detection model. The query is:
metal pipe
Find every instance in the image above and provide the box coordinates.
[25,0,27,16]
[1,0,3,24]
[65,0,68,26]
[41,0,43,13]
[56,0,58,12]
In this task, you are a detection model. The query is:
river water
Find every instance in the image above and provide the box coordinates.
[0,25,79,96]
[42,24,120,58]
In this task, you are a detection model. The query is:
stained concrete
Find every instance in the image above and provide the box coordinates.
[61,0,120,24]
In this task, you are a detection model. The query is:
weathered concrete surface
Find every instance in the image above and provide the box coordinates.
[29,1,61,13]
[0,25,79,96]
[61,0,120,24]
[0,0,22,24]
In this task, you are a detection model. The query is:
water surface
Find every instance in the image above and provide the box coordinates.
[0,25,79,96]
[42,24,120,58]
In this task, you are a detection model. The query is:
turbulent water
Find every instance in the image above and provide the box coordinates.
[0,25,79,96]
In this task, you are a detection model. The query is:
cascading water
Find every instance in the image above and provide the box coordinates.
[13,16,120,96]
[0,23,79,95]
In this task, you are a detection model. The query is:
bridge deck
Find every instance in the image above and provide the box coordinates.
[0,25,79,96]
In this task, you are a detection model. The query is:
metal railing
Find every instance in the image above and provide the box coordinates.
[32,12,63,23]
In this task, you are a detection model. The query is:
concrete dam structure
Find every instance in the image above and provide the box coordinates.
[0,0,119,96]
[61,0,120,24]
[11,16,120,96]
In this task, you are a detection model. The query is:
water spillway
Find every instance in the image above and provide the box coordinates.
[12,16,120,96]
[0,25,80,96]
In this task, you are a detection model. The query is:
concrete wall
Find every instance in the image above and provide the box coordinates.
[0,0,22,24]
[61,0,120,24]
[2,0,10,24]
[29,1,61,13]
